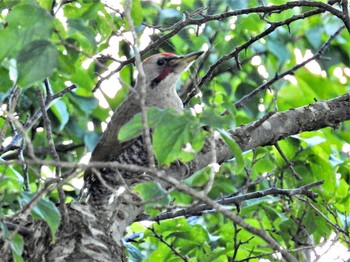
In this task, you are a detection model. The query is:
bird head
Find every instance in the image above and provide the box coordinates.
[141,51,204,89]
[132,51,203,111]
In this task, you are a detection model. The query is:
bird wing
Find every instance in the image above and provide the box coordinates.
[83,92,141,180]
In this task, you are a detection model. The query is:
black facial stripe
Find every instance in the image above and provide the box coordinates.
[151,78,161,88]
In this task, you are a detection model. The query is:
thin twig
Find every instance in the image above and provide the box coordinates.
[124,0,156,169]
[38,88,69,225]
[152,180,323,221]
[197,6,333,88]
[0,87,31,191]
[3,170,78,221]
[1,222,31,236]
[18,145,29,191]
[59,39,108,71]
[274,141,302,180]
[148,226,188,261]
[0,86,20,142]
[2,109,36,159]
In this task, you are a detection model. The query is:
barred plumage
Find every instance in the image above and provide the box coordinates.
[87,137,148,207]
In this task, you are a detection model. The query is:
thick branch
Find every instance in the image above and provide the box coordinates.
[233,93,350,152]
[184,93,350,175]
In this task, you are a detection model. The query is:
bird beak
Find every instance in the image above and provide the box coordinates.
[170,51,204,67]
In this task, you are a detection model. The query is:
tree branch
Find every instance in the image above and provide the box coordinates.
[38,88,69,225]
[151,180,323,221]
[234,25,345,108]
[182,92,350,176]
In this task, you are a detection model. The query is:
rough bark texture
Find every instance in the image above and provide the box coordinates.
[185,93,350,175]
[232,93,350,152]
[6,92,349,261]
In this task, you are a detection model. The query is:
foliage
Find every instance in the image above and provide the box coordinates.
[0,0,349,261]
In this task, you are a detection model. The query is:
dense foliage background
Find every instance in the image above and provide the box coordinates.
[0,0,349,261]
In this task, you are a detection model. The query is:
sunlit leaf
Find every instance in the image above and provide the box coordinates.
[153,111,205,166]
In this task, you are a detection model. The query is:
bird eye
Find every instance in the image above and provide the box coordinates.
[157,59,165,66]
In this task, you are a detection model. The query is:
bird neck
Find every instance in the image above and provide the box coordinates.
[135,77,184,113]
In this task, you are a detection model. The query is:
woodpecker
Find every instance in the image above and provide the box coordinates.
[83,51,204,207]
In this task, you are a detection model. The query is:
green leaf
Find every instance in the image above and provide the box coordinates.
[37,0,53,11]
[7,58,18,84]
[279,219,297,244]
[200,108,235,129]
[251,157,275,178]
[131,0,143,26]
[185,167,211,187]
[336,179,349,199]
[69,93,98,114]
[241,196,280,215]
[169,224,209,245]
[118,107,175,142]
[6,3,53,35]
[133,182,170,216]
[12,252,24,262]
[2,3,54,61]
[235,14,262,33]
[277,82,317,110]
[17,40,58,88]
[273,138,299,167]
[310,159,335,194]
[153,112,205,166]
[67,19,97,50]
[297,135,326,148]
[21,192,61,242]
[262,204,286,222]
[0,163,24,192]
[218,129,244,174]
[118,113,142,142]
[50,100,69,131]
[70,66,95,90]
[209,175,238,198]
[10,234,24,262]
[0,28,18,61]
